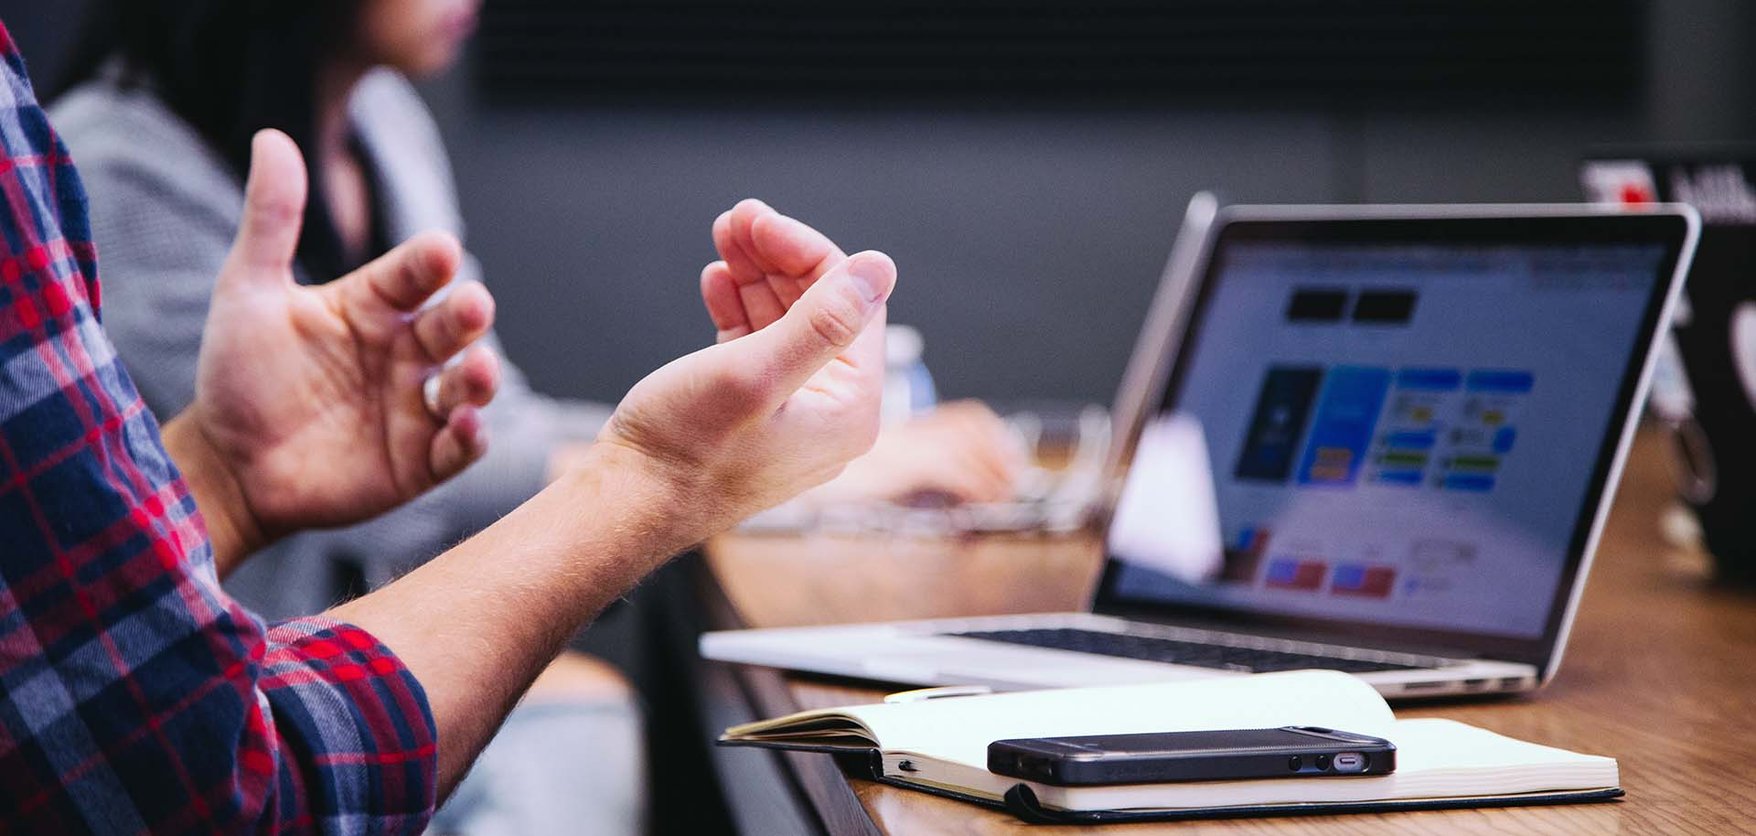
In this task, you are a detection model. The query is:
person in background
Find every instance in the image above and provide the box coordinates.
[51,2,1019,832]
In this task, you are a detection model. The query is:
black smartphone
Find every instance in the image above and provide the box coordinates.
[987,726,1395,786]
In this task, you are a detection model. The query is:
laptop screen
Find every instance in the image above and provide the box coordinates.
[1098,212,1691,664]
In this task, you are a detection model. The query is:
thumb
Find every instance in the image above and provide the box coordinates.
[743,250,896,400]
[224,129,308,283]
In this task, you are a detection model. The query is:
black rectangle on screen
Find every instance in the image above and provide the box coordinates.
[1286,288,1349,322]
[1353,290,1418,324]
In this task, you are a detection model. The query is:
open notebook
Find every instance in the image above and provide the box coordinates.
[720,671,1621,823]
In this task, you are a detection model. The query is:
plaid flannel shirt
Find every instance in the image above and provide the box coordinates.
[0,24,437,834]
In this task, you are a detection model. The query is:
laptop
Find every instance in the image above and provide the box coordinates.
[702,202,1700,700]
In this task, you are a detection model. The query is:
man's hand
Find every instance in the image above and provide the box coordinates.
[163,130,501,570]
[702,200,1022,507]
[595,200,896,545]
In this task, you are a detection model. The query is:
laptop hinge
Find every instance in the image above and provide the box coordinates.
[1092,607,1497,662]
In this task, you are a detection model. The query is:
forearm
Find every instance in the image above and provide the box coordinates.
[161,413,268,576]
[326,441,692,795]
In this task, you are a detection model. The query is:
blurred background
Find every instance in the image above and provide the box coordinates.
[5,0,1753,407]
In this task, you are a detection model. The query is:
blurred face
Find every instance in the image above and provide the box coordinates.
[354,0,482,77]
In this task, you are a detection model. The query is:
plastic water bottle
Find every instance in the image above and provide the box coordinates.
[883,324,937,425]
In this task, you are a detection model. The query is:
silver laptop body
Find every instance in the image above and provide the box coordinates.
[703,201,1699,700]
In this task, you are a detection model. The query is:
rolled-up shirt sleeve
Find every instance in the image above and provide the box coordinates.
[259,619,437,832]
[0,24,437,833]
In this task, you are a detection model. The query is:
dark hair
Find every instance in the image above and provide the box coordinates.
[55,0,368,282]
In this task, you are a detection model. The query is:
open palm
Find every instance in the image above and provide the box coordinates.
[188,130,501,538]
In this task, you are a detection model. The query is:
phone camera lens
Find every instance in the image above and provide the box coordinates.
[1315,754,1332,771]
[1287,756,1302,771]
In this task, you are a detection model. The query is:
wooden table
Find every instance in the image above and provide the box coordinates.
[697,429,1756,834]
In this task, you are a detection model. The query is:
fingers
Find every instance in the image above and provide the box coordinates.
[429,405,489,483]
[425,337,500,485]
[935,455,1016,503]
[700,261,752,342]
[712,201,782,331]
[936,401,1030,487]
[961,445,1022,501]
[707,200,848,333]
[939,437,1018,499]
[431,345,501,416]
[736,278,788,333]
[223,130,307,282]
[750,212,844,288]
[341,231,465,316]
[712,199,771,283]
[741,250,896,402]
[412,279,495,362]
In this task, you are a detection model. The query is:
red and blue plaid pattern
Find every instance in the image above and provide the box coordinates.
[0,23,436,834]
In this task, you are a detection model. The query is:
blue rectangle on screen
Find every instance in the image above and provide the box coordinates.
[1296,366,1391,487]
[1466,370,1535,393]
[1493,427,1518,454]
[1383,430,1437,450]
[1375,470,1423,486]
[1443,473,1496,492]
[1395,368,1462,391]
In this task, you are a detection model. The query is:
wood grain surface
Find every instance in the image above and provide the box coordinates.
[705,430,1756,834]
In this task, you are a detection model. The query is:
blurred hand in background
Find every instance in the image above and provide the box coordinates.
[811,400,1028,506]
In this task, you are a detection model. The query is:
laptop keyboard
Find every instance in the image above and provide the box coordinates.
[946,628,1430,674]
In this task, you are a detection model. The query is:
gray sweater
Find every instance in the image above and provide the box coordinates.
[52,69,612,619]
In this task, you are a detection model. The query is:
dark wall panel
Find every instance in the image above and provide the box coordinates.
[2,0,90,86]
[477,0,1643,107]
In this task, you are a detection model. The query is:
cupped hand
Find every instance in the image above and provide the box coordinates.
[596,201,895,541]
[702,202,1022,507]
[185,130,501,546]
